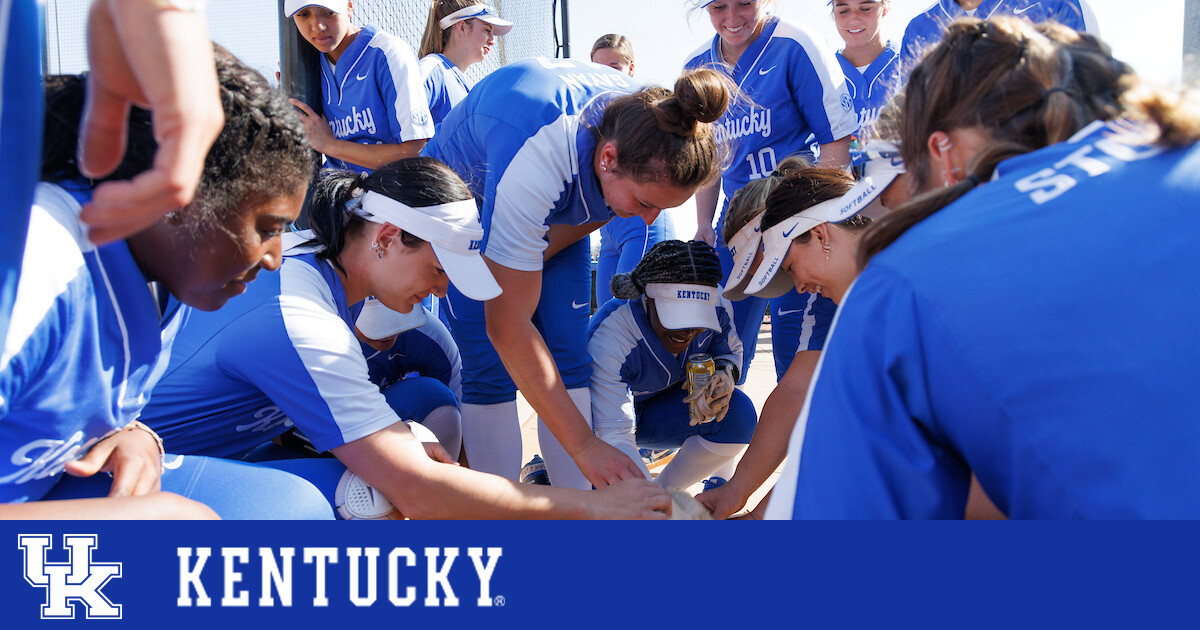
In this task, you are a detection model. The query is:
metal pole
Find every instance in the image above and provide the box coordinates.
[559,0,568,58]
[1185,0,1199,87]
[278,0,323,116]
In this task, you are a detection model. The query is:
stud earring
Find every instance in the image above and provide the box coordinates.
[823,241,831,260]
[600,162,608,172]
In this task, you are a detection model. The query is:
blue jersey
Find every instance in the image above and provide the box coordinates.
[1,183,187,502]
[767,121,1200,519]
[140,253,405,459]
[900,0,1100,71]
[423,57,637,272]
[318,25,435,173]
[362,308,462,400]
[587,296,741,428]
[835,43,900,142]
[419,53,470,125]
[683,16,857,201]
[0,0,43,349]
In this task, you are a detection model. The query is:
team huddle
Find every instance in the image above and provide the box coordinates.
[2,0,1197,520]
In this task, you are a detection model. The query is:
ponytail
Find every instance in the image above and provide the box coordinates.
[594,67,733,189]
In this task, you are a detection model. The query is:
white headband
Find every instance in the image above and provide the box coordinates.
[439,4,513,35]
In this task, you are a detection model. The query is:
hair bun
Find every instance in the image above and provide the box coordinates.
[673,68,731,125]
[610,273,642,300]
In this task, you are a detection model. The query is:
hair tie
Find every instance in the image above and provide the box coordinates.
[1043,86,1078,101]
[964,174,983,187]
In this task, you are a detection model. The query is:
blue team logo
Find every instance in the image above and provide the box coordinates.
[468,239,482,251]
[18,535,123,620]
[840,93,853,112]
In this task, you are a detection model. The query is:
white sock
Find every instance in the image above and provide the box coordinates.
[460,401,522,480]
[536,388,594,490]
[654,435,745,491]
[711,459,737,481]
[418,405,462,461]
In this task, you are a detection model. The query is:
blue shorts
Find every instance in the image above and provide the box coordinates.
[634,387,757,449]
[41,454,338,520]
[381,375,459,417]
[444,237,593,404]
[0,0,44,345]
[595,213,676,306]
[767,291,834,380]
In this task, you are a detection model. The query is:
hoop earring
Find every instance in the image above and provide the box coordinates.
[823,241,831,260]
[370,241,383,259]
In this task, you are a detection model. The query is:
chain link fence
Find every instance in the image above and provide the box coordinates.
[43,0,563,83]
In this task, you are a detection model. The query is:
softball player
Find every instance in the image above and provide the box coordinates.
[590,34,678,306]
[1,54,333,520]
[285,0,434,173]
[684,0,857,381]
[424,58,731,489]
[830,0,901,143]
[900,0,1100,72]
[768,18,1200,519]
[417,1,512,124]
[700,147,906,519]
[141,157,673,519]
[589,241,756,491]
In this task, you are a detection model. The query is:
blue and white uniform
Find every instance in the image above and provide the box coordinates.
[0,0,43,348]
[900,0,1100,72]
[318,25,435,173]
[595,214,676,306]
[139,251,458,460]
[835,42,900,143]
[685,16,857,381]
[0,183,333,519]
[588,296,756,487]
[767,121,1200,519]
[419,53,470,125]
[363,308,462,401]
[423,57,637,404]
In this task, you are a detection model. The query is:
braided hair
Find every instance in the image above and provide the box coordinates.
[610,240,723,300]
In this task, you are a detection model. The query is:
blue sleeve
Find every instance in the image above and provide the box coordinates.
[786,42,845,145]
[772,267,973,519]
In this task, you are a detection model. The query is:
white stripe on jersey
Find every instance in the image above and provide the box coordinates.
[2,185,90,372]
[370,32,433,137]
[486,111,582,272]
[771,21,858,142]
[588,305,643,430]
[277,260,400,447]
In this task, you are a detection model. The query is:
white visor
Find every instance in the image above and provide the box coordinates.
[356,297,428,340]
[745,196,846,298]
[358,191,502,302]
[439,5,513,36]
[721,213,764,301]
[645,283,722,332]
[850,140,907,220]
[284,0,348,17]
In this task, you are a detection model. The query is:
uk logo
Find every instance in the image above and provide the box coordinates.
[18,535,122,620]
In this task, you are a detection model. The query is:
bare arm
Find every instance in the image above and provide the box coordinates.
[79,0,223,244]
[697,349,820,519]
[289,98,426,170]
[332,422,669,519]
[816,136,853,171]
[693,181,720,245]
[0,493,219,520]
[484,259,644,488]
